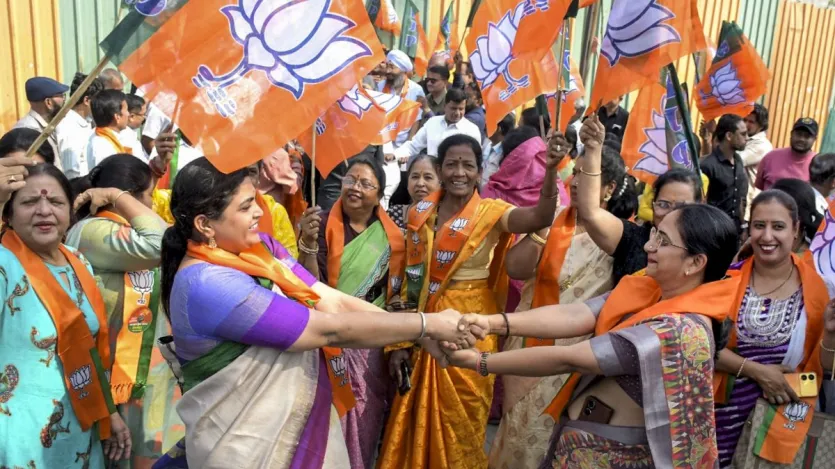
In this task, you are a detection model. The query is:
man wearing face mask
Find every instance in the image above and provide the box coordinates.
[13,77,68,170]
[392,87,481,165]
[756,117,819,191]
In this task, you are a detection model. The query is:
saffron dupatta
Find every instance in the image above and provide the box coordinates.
[95,127,128,155]
[544,274,741,467]
[93,211,160,404]
[714,255,828,464]
[324,197,406,302]
[185,240,356,417]
[2,231,114,438]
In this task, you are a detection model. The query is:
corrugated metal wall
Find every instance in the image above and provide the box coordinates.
[0,0,62,133]
[58,0,123,85]
[738,0,780,69]
[765,0,835,152]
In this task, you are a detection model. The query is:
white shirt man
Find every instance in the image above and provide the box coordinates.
[56,109,93,179]
[393,115,481,161]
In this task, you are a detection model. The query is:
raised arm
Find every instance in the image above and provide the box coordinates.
[505,231,548,280]
[503,133,567,234]
[576,114,624,255]
[394,124,429,161]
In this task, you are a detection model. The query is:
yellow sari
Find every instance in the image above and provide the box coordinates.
[377,192,513,469]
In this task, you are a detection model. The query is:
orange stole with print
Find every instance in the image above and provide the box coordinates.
[186,240,356,417]
[526,208,576,347]
[2,231,114,438]
[379,191,513,469]
[96,127,129,154]
[324,197,406,299]
[714,255,827,464]
[544,274,740,420]
[95,211,160,404]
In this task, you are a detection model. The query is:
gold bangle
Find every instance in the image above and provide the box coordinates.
[580,168,602,177]
[529,232,547,246]
[736,357,748,378]
[113,190,130,206]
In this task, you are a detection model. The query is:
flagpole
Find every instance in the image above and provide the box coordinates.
[311,132,317,207]
[25,54,111,158]
[579,1,600,84]
[666,63,703,191]
[553,19,570,132]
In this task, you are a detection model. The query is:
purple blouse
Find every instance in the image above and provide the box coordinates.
[170,234,317,362]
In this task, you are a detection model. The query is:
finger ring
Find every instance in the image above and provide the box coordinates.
[8,176,16,183]
[556,145,561,152]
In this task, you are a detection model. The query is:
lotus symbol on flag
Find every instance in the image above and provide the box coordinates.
[810,210,835,289]
[128,270,154,305]
[436,250,455,266]
[700,62,746,106]
[415,200,433,213]
[782,401,810,430]
[337,86,374,119]
[411,231,421,245]
[634,107,670,177]
[329,354,348,386]
[406,265,421,281]
[522,0,550,16]
[367,91,401,113]
[125,0,166,16]
[390,275,402,293]
[428,281,440,295]
[601,0,682,67]
[194,0,374,117]
[469,3,531,102]
[449,218,468,235]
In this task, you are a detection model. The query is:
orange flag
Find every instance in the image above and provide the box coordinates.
[621,82,668,184]
[511,0,575,60]
[366,90,422,145]
[695,21,770,122]
[467,0,558,135]
[579,0,597,6]
[301,85,386,177]
[374,0,402,36]
[117,0,385,174]
[547,39,586,132]
[587,0,706,113]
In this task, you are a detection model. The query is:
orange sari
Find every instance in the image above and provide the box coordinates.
[376,191,513,469]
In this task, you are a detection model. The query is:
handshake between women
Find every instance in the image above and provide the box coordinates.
[417,310,489,367]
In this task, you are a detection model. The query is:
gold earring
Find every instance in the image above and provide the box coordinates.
[685,270,690,276]
[208,237,217,249]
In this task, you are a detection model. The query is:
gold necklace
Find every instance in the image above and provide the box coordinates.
[752,263,794,297]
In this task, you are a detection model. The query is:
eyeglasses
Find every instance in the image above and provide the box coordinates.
[652,200,687,212]
[342,176,378,191]
[648,227,688,251]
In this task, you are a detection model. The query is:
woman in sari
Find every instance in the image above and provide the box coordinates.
[714,189,831,467]
[576,128,704,283]
[159,158,474,468]
[444,199,741,468]
[376,133,564,469]
[386,154,440,231]
[0,163,131,468]
[297,156,404,468]
[66,154,183,468]
[488,137,638,468]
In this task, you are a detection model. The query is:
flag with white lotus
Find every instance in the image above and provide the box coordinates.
[511,0,575,60]
[367,0,402,36]
[587,0,706,113]
[102,0,385,174]
[436,1,460,53]
[621,68,696,184]
[466,0,558,136]
[695,21,770,122]
[367,90,422,145]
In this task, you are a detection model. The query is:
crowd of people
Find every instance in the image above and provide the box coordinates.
[1,45,835,469]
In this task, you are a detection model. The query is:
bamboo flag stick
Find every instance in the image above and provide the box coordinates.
[311,131,317,207]
[553,19,570,132]
[25,54,112,158]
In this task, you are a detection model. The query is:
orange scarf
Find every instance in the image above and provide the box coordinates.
[2,231,113,438]
[406,190,481,309]
[95,127,128,154]
[186,240,356,417]
[95,211,159,404]
[325,198,406,300]
[544,274,740,420]
[254,192,274,236]
[526,208,576,347]
[714,255,827,464]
